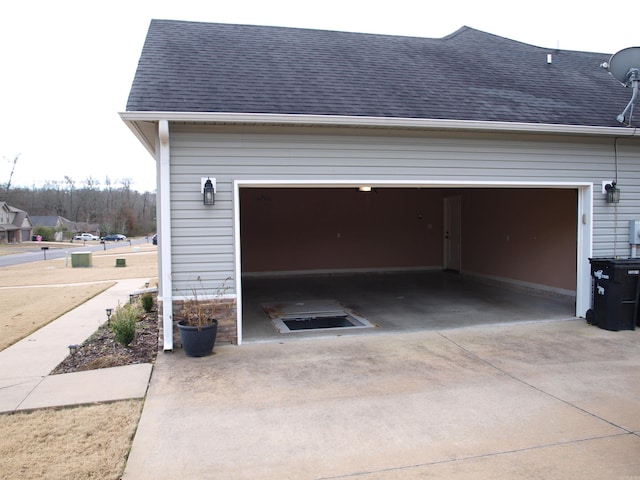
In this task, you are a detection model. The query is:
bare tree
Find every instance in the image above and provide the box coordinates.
[2,154,20,202]
[64,176,75,220]
[5,176,156,236]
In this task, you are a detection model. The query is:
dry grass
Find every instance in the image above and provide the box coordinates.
[0,284,114,351]
[0,241,157,350]
[0,400,143,480]
[0,242,158,287]
[0,241,157,479]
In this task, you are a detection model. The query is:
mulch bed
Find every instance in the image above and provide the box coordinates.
[51,308,159,375]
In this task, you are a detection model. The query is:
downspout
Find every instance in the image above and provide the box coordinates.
[158,120,174,352]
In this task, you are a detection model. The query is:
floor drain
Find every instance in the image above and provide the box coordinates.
[284,315,363,331]
[262,300,374,334]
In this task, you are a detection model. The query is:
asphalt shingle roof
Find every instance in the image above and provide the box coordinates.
[126,20,634,128]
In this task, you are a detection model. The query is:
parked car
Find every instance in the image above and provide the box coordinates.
[152,233,157,245]
[73,233,99,241]
[101,234,127,242]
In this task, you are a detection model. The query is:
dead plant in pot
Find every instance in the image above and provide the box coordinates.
[176,277,232,357]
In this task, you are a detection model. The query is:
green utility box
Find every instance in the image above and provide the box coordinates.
[71,252,92,268]
[115,258,127,267]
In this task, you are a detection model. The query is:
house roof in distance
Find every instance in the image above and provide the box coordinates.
[126,20,633,128]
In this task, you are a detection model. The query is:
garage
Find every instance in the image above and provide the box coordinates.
[238,185,578,342]
[122,20,633,350]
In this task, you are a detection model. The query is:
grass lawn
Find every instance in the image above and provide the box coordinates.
[0,241,157,480]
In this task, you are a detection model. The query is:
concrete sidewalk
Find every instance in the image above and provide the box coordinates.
[124,319,640,479]
[0,278,153,413]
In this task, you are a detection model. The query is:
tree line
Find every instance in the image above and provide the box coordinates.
[1,176,156,238]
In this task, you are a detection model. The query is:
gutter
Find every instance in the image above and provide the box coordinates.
[120,111,640,143]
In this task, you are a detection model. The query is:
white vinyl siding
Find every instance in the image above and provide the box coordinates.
[165,126,640,295]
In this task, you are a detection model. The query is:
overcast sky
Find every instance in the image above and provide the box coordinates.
[1,1,637,193]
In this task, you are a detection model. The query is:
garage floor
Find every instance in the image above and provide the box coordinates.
[241,271,576,342]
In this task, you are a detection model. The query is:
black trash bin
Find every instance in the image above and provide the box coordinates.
[588,258,640,331]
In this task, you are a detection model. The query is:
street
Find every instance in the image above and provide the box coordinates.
[0,238,151,267]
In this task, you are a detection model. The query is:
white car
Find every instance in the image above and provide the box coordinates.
[73,233,99,241]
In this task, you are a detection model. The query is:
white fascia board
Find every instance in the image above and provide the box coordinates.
[119,111,640,137]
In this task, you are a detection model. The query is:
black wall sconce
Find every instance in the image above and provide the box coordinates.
[202,177,216,205]
[605,181,620,203]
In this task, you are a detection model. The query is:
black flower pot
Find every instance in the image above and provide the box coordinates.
[177,319,218,357]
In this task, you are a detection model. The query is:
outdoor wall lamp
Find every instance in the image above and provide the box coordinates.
[605,181,621,203]
[202,177,216,205]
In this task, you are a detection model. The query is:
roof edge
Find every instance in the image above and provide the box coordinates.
[120,111,640,158]
[121,111,640,136]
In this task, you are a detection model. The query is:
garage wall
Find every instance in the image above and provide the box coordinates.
[165,125,639,295]
[240,188,443,272]
[462,189,577,291]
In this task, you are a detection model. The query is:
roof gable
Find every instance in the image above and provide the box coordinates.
[0,202,31,229]
[127,20,630,128]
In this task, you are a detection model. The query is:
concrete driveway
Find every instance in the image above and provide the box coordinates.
[124,319,640,479]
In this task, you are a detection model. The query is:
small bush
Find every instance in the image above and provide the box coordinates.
[33,226,56,242]
[110,303,138,347]
[140,293,154,313]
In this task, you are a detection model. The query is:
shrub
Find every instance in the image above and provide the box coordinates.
[140,293,154,313]
[32,226,55,242]
[110,302,138,347]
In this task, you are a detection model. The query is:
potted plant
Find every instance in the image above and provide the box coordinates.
[176,278,231,357]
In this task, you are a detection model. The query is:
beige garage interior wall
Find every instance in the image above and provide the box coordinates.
[462,188,577,291]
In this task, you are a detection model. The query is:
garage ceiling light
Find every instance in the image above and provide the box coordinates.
[358,186,372,192]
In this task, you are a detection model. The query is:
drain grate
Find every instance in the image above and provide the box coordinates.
[262,300,374,334]
[284,315,361,331]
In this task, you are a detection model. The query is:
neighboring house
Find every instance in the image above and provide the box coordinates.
[0,202,33,243]
[31,216,99,241]
[122,20,640,349]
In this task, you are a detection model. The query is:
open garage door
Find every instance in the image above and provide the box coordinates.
[236,184,587,343]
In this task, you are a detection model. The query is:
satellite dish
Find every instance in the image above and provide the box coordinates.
[608,47,640,124]
[609,47,640,85]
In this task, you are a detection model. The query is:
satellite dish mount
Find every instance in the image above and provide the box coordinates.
[607,47,640,125]
[615,68,640,124]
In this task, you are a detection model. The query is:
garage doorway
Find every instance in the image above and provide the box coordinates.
[235,182,592,344]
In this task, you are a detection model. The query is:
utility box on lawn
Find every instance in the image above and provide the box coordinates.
[71,252,92,268]
[588,258,640,331]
